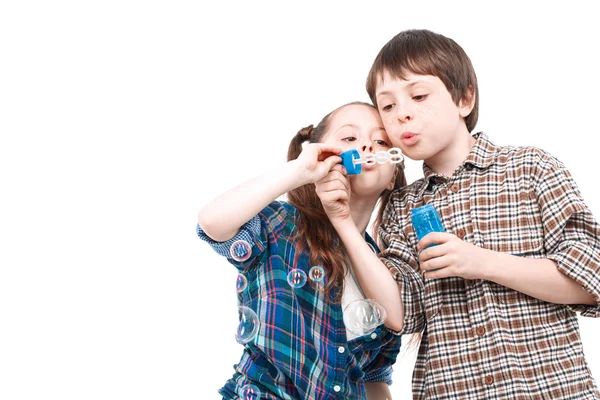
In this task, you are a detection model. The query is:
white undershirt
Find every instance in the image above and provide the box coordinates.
[341,255,366,341]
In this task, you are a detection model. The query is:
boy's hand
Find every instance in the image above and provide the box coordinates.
[315,164,352,223]
[417,232,488,280]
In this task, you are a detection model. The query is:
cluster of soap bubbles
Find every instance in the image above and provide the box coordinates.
[343,299,387,336]
[356,147,404,166]
[230,240,329,347]
[231,242,389,344]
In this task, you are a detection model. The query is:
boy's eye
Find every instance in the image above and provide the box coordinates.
[342,137,356,142]
[375,139,390,147]
[381,104,394,112]
[413,94,428,101]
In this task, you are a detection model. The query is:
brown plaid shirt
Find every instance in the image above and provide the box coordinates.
[379,133,600,399]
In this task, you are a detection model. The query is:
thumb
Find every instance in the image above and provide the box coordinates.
[323,155,342,171]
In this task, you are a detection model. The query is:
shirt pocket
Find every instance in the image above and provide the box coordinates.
[476,188,545,256]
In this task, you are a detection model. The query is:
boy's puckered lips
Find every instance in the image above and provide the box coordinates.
[401,131,419,145]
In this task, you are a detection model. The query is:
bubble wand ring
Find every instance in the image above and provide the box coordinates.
[339,147,404,174]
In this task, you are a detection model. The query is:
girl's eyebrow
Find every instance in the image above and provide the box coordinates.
[333,124,358,134]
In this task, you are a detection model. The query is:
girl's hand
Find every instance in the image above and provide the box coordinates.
[294,143,342,185]
[315,164,352,223]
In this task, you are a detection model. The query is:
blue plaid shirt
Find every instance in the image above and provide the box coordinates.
[197,201,402,399]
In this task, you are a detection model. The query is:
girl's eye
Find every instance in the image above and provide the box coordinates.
[342,137,356,142]
[381,104,394,112]
[413,94,428,101]
[375,139,389,147]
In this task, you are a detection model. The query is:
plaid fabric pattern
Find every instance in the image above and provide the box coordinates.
[197,201,401,399]
[379,133,600,399]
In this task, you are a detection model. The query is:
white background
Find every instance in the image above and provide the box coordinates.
[1,1,599,399]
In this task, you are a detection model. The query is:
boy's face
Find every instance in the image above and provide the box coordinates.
[374,70,472,164]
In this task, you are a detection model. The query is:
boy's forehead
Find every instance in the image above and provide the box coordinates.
[376,70,439,93]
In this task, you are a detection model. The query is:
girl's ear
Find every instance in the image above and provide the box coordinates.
[459,85,475,118]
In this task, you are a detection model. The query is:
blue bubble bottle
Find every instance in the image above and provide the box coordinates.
[410,204,445,247]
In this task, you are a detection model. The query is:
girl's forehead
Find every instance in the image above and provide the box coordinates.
[326,105,385,138]
[333,104,379,121]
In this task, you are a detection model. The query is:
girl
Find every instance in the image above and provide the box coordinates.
[197,102,406,399]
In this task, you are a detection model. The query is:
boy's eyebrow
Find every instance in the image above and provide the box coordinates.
[376,80,428,97]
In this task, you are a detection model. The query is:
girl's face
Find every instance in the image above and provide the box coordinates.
[321,104,396,199]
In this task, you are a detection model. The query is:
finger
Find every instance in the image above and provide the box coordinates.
[423,266,451,280]
[417,232,451,250]
[420,255,450,272]
[323,155,342,170]
[330,164,345,173]
[317,169,346,186]
[418,244,446,262]
[314,143,343,156]
[323,190,349,202]
[327,171,351,194]
[320,180,348,194]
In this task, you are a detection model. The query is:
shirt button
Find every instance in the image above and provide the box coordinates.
[476,326,486,336]
[457,229,466,239]
[371,333,377,339]
[484,375,494,385]
[338,346,345,353]
[334,385,341,392]
[451,184,459,192]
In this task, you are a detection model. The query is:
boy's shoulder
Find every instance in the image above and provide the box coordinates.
[494,142,563,168]
[470,132,566,174]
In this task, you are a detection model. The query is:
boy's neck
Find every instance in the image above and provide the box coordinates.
[427,130,477,178]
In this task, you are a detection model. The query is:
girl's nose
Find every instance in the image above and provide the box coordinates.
[361,144,373,153]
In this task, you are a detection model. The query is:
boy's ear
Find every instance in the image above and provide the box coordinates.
[459,85,475,118]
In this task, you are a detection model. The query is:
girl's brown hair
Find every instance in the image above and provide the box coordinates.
[366,29,479,132]
[287,102,406,301]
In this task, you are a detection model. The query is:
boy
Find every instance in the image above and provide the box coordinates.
[316,29,600,398]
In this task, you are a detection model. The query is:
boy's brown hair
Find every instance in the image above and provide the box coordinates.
[366,29,479,132]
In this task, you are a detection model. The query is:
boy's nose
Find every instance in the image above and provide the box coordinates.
[361,144,373,153]
[397,104,413,123]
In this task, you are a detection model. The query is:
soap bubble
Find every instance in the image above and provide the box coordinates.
[235,306,259,344]
[230,240,252,262]
[239,384,261,400]
[308,266,325,282]
[343,299,387,336]
[236,273,248,293]
[287,269,307,288]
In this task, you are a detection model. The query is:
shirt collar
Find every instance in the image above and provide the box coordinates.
[420,132,498,195]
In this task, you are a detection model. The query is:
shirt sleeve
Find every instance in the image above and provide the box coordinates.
[536,157,600,317]
[361,332,401,384]
[378,195,426,334]
[196,201,291,272]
